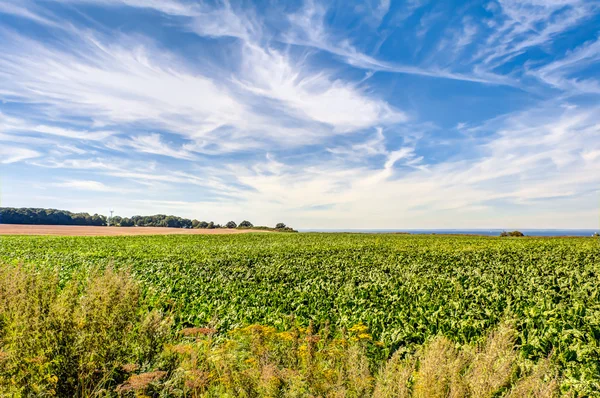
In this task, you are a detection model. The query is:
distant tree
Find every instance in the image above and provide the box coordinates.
[181,218,193,229]
[0,207,263,231]
[239,220,253,228]
[500,231,524,237]
[91,214,106,226]
[226,221,237,229]
[163,216,179,228]
[120,218,134,227]
[594,232,599,237]
[275,223,286,229]
[110,216,122,227]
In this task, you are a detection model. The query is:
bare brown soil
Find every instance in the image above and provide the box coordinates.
[0,224,267,236]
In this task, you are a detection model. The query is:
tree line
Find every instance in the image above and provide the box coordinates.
[0,207,106,226]
[0,207,295,231]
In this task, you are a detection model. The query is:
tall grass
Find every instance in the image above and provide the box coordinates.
[0,265,562,397]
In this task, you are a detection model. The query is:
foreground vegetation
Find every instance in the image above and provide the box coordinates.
[0,266,560,397]
[0,233,598,395]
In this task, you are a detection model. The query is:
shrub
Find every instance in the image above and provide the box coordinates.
[120,218,134,227]
[198,221,209,229]
[0,265,172,396]
[500,230,525,237]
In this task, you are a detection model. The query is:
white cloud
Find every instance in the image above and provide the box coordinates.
[108,133,197,160]
[1,113,116,141]
[0,30,249,141]
[474,0,596,68]
[283,1,515,85]
[237,44,406,131]
[53,0,198,17]
[0,0,60,27]
[0,23,406,157]
[168,102,599,228]
[0,146,41,164]
[55,179,112,191]
[532,37,600,94]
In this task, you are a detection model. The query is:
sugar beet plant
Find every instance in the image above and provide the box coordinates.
[0,233,598,394]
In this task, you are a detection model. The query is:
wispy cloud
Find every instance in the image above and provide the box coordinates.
[0,146,41,164]
[0,0,61,27]
[54,179,113,191]
[283,1,514,85]
[237,44,406,131]
[474,0,597,69]
[108,133,197,160]
[54,0,199,17]
[531,37,600,94]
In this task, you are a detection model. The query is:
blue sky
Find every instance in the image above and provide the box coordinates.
[0,0,599,229]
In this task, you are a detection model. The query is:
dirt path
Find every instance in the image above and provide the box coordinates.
[0,224,267,236]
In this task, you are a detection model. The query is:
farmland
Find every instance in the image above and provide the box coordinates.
[0,233,599,396]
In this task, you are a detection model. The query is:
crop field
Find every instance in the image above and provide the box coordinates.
[0,233,599,395]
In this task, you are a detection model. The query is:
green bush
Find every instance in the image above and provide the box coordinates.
[500,230,524,237]
[0,265,173,396]
[226,221,237,229]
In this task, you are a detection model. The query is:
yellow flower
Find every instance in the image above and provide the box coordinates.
[278,332,294,341]
[46,374,58,384]
[348,323,369,334]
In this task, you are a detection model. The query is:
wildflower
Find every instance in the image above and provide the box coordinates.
[349,324,369,334]
[278,331,295,342]
[116,371,167,393]
[121,364,139,373]
[169,343,195,356]
[46,374,58,384]
[185,370,211,390]
[180,327,216,337]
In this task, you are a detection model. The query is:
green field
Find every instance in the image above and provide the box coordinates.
[1,233,599,394]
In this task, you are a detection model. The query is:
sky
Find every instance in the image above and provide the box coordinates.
[0,0,599,229]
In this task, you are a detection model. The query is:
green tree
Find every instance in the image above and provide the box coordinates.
[226,221,237,229]
[120,218,134,227]
[500,231,524,237]
[239,220,253,228]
